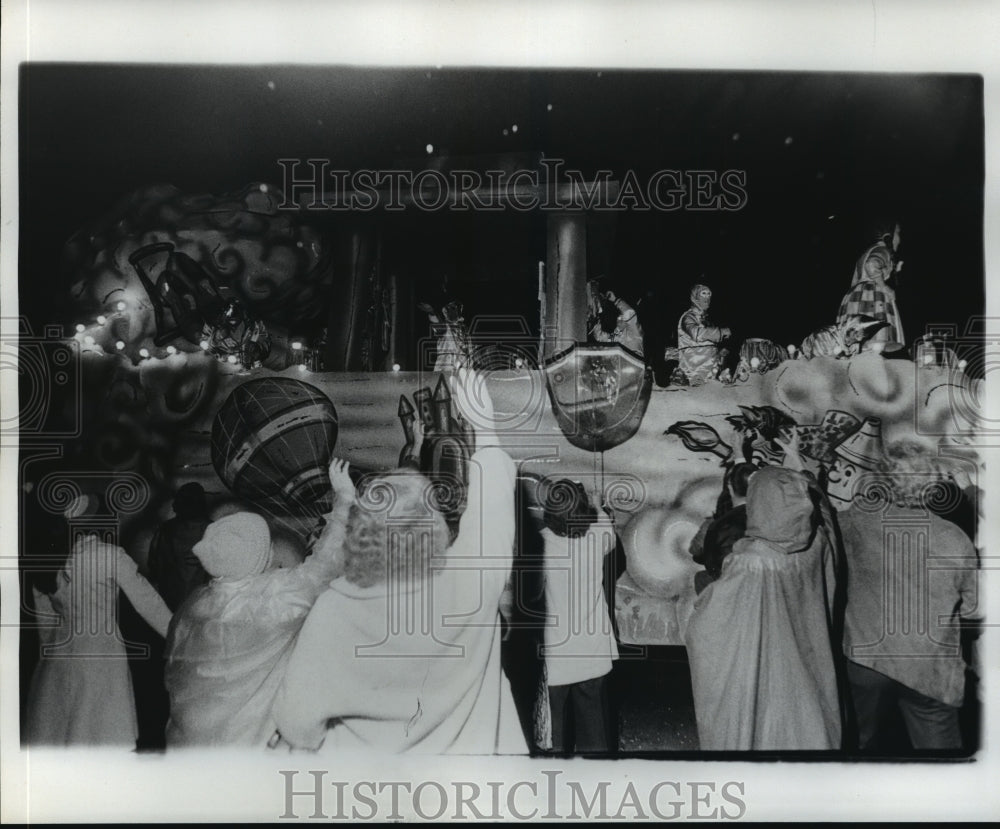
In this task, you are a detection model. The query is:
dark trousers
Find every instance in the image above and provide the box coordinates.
[847,660,962,751]
[548,674,614,754]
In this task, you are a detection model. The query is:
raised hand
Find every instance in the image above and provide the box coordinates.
[417,302,440,323]
[775,427,805,472]
[328,457,355,505]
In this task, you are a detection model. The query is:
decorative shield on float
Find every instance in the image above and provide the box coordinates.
[543,343,653,452]
[211,377,338,518]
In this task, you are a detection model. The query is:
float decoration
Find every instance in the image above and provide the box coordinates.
[398,375,474,525]
[543,343,653,506]
[210,377,339,523]
[543,343,653,453]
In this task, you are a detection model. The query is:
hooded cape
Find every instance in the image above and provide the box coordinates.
[684,467,842,751]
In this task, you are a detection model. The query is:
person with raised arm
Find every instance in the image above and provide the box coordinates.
[164,458,355,747]
[273,367,527,754]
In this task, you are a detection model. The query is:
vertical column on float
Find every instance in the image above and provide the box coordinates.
[543,211,588,361]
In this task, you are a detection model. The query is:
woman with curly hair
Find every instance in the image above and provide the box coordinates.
[273,368,526,755]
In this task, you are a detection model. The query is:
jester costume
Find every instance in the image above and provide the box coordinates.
[836,242,904,351]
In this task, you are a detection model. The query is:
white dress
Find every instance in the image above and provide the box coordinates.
[26,535,172,747]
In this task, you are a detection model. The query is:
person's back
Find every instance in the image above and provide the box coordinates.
[540,479,619,753]
[27,508,171,747]
[166,565,330,746]
[272,368,527,755]
[273,448,524,754]
[165,462,354,748]
[685,466,841,751]
[838,502,977,748]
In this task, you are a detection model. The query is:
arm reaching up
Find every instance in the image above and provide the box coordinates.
[307,458,356,577]
[449,366,499,450]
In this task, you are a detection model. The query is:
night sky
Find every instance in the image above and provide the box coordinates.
[19,64,985,351]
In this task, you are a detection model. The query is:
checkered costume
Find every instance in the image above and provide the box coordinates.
[836,242,904,348]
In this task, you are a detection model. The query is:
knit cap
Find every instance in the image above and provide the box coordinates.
[192,512,272,578]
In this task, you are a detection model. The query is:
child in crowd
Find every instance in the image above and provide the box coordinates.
[163,458,355,747]
[26,494,173,747]
[540,479,619,754]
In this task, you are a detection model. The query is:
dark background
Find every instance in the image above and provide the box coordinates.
[19,65,985,349]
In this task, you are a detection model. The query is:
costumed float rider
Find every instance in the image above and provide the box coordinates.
[207,298,271,369]
[588,287,645,358]
[836,223,905,354]
[419,300,473,371]
[675,283,731,385]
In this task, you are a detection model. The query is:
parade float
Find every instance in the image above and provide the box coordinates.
[22,178,983,649]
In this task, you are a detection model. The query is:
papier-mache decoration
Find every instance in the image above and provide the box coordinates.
[397,375,474,525]
[211,377,338,519]
[543,343,653,452]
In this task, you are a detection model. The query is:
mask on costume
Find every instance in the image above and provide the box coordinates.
[863,249,891,282]
[690,284,712,312]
